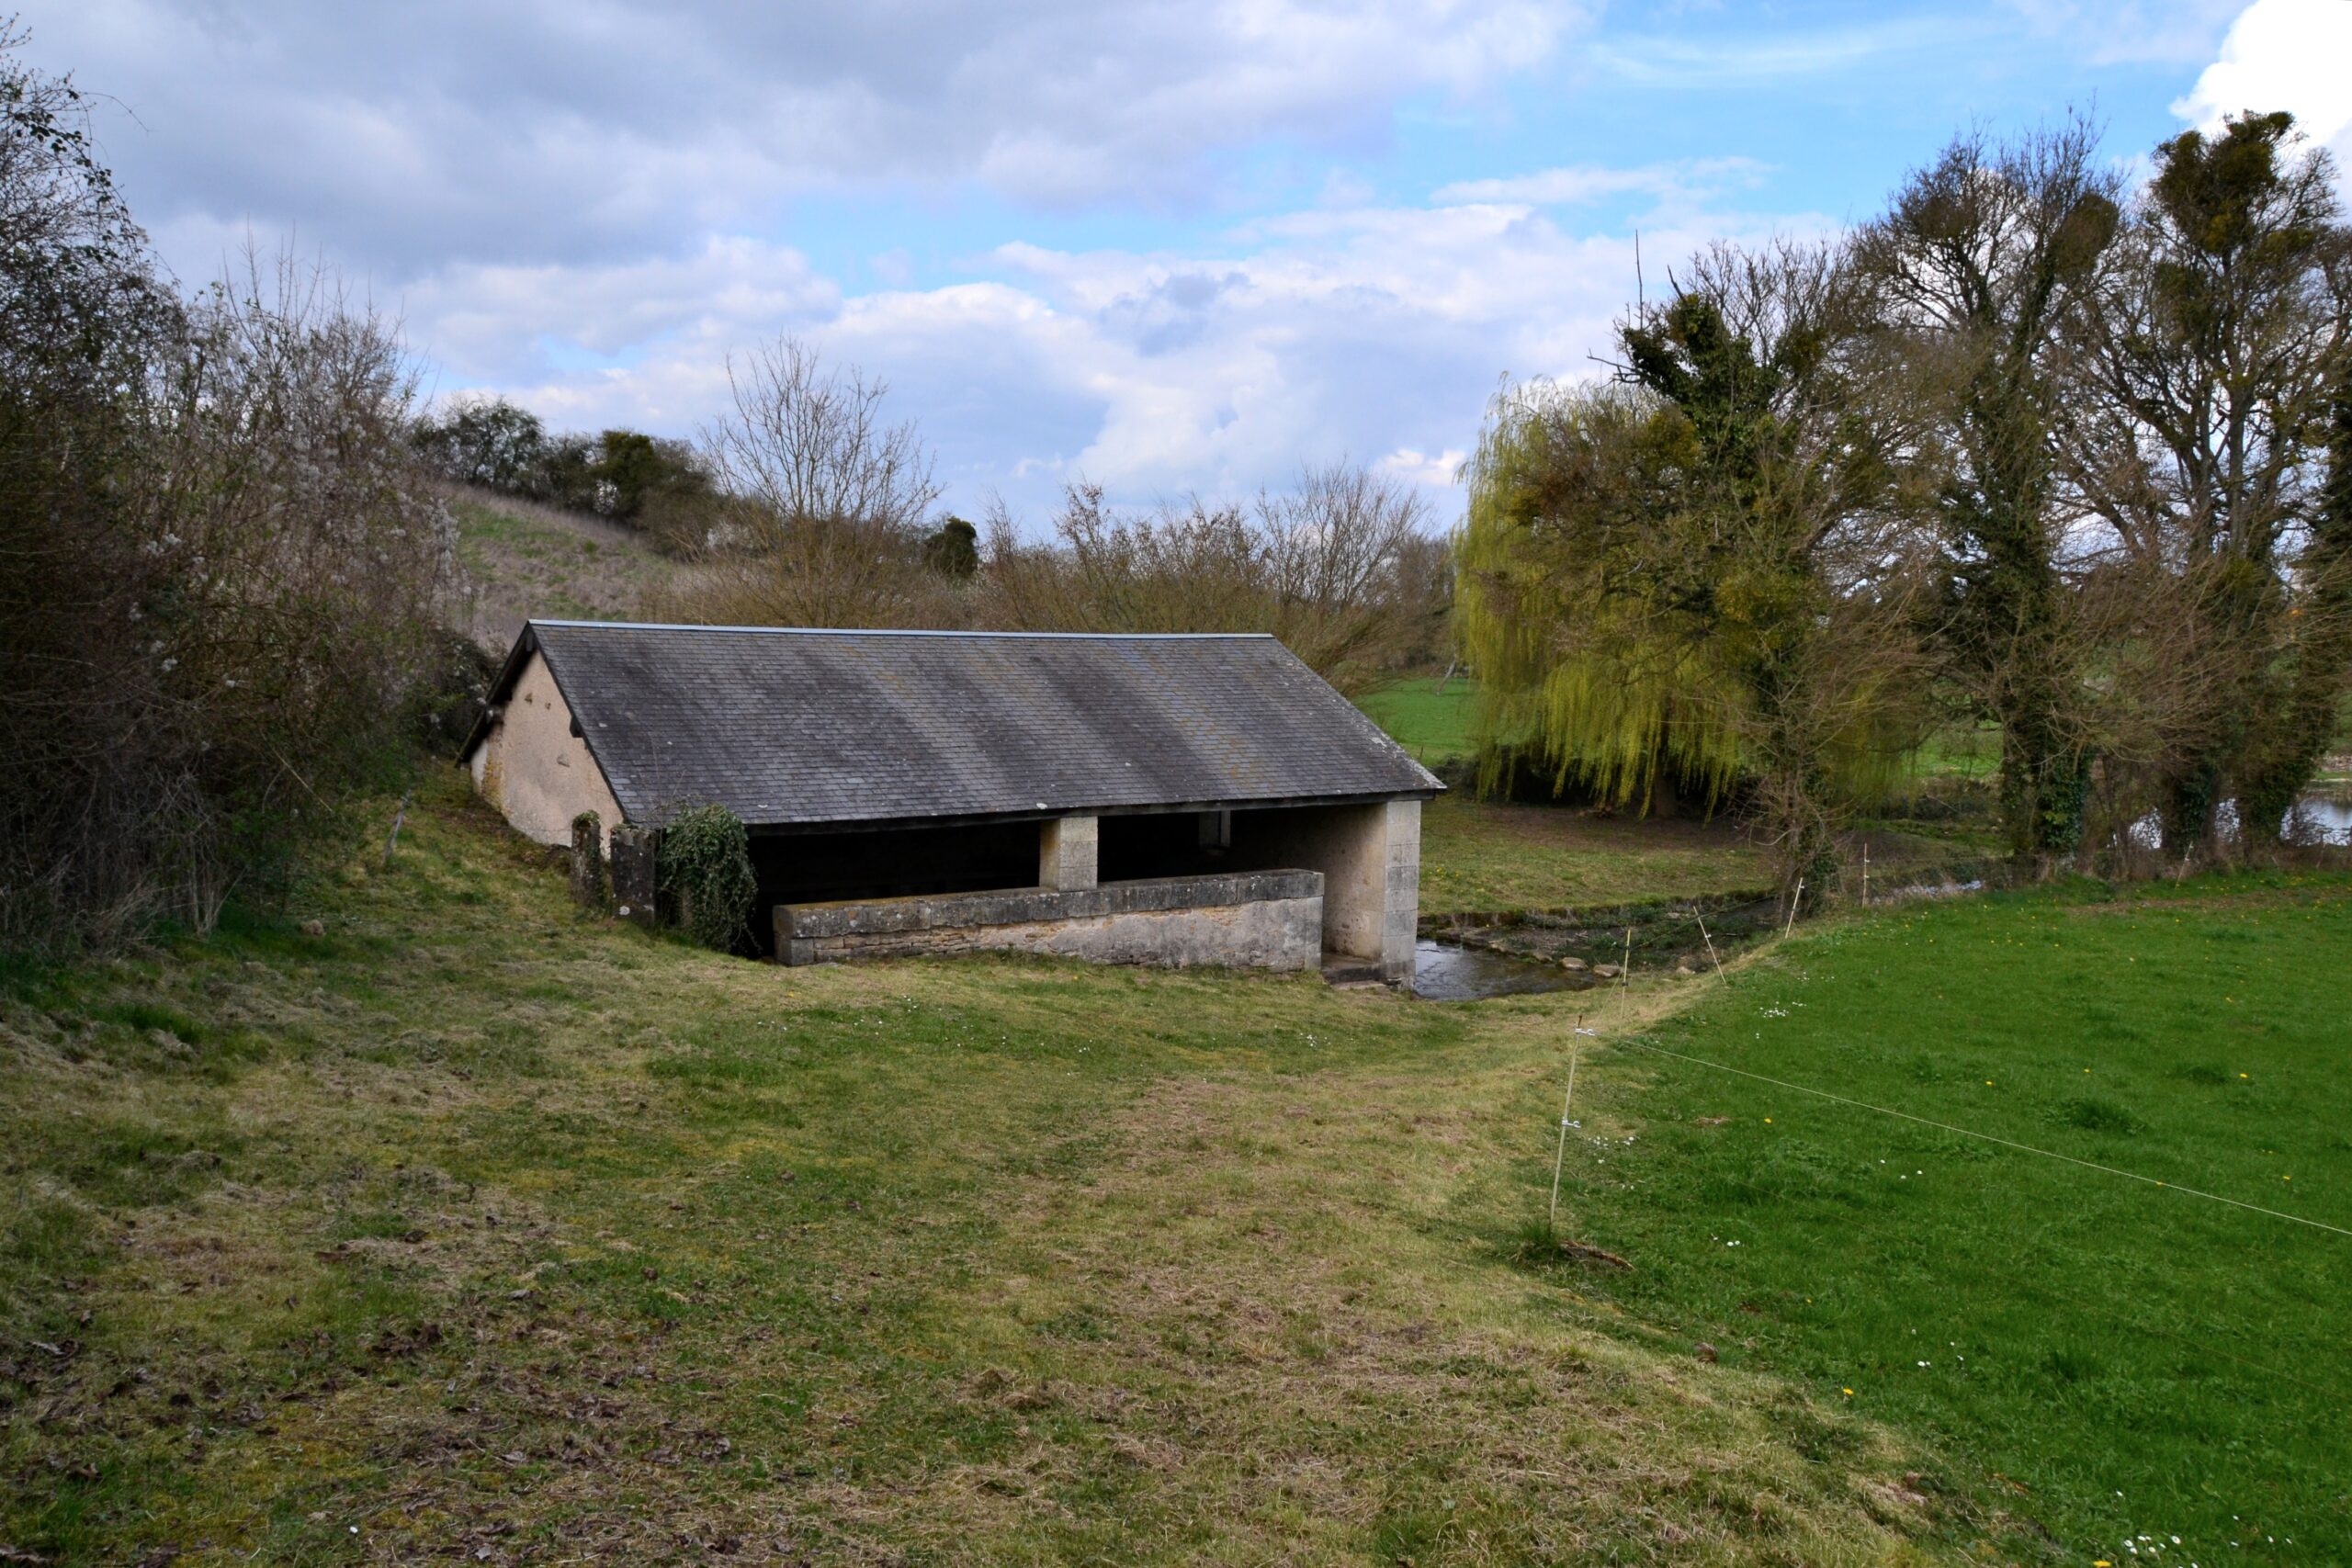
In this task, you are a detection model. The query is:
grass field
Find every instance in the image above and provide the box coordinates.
[1555,874,2352,1562]
[5,775,2345,1563]
[0,776,1962,1565]
[1357,676,1486,763]
[1418,794,1986,916]
[1418,795,1774,912]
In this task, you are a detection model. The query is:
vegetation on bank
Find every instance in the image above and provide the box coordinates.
[1,774,1964,1565]
[449,486,679,646]
[6,774,2346,1563]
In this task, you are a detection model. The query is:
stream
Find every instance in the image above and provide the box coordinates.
[1411,939,1592,1001]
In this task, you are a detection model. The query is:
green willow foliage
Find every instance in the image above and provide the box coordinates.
[1459,384,1745,811]
[1460,250,1924,902]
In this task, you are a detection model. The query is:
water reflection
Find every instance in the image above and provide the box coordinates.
[2128,793,2351,849]
[1412,940,1589,1001]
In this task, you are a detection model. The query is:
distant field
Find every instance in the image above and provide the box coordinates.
[1556,872,2352,1562]
[1908,722,2000,780]
[1418,793,1772,912]
[1357,675,1483,763]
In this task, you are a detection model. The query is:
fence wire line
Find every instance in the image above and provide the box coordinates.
[1601,1037,2352,1240]
[1571,1133,2342,1401]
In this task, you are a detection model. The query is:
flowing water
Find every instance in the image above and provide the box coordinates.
[1412,940,1590,1001]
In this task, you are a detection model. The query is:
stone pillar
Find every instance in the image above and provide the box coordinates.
[569,812,609,908]
[1271,798,1423,988]
[1376,798,1421,987]
[1038,815,1099,890]
[609,825,659,927]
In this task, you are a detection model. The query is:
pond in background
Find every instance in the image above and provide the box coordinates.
[2130,793,2352,848]
[2291,793,2352,845]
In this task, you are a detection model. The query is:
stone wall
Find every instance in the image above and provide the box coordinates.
[468,647,625,849]
[775,870,1323,972]
[1253,800,1421,986]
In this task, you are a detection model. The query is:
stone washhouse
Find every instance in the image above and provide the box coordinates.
[458,620,1442,986]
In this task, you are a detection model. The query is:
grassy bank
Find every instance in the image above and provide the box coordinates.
[450,486,674,648]
[1419,795,1771,913]
[1417,795,1979,917]
[6,772,2343,1563]
[0,774,1959,1565]
[1553,874,2352,1562]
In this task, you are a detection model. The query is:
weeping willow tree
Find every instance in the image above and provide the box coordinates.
[1459,240,1932,908]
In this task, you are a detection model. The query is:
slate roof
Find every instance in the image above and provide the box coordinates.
[464,620,1442,829]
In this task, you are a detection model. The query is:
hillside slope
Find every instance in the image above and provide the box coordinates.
[0,773,1971,1565]
[447,485,676,650]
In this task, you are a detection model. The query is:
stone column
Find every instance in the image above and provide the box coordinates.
[1038,815,1099,890]
[609,826,659,927]
[569,812,609,908]
[1377,798,1422,987]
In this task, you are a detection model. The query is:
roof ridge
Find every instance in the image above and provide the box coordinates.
[530,619,1273,641]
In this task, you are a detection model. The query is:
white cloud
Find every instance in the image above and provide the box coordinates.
[2003,0,2245,66]
[1380,446,1468,485]
[1432,157,1769,208]
[416,189,1819,521]
[31,0,1588,276]
[2174,0,2352,160]
[1591,16,1964,84]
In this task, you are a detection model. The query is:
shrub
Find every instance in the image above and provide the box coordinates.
[660,805,756,953]
[0,34,457,952]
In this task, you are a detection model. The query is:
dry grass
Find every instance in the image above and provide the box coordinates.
[447,483,677,649]
[0,773,1984,1564]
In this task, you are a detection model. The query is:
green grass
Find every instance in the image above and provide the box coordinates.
[1417,793,1976,915]
[1419,794,1773,912]
[1906,723,2001,781]
[1361,684,1996,914]
[449,485,674,642]
[6,769,2345,1563]
[1550,874,2352,1562]
[0,773,1960,1565]
[1356,675,1487,763]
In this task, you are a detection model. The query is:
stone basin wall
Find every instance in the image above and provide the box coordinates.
[774,869,1326,972]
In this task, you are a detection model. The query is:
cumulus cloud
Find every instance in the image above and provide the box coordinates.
[2174,0,2352,162]
[404,190,1820,519]
[34,0,1585,276]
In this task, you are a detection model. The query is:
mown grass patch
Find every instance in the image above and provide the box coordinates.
[0,772,1968,1566]
[1419,793,1774,913]
[1550,872,2352,1563]
[10,762,2335,1563]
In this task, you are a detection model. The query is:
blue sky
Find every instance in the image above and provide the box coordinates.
[25,0,2351,523]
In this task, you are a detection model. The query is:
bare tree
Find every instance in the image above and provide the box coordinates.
[978,461,1444,694]
[2057,112,2350,852]
[660,336,951,627]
